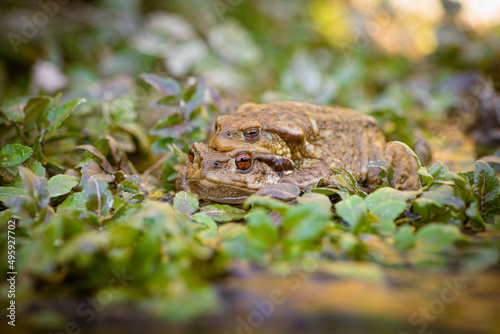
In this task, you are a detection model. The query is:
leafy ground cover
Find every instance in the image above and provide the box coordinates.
[1,1,500,333]
[0,75,499,333]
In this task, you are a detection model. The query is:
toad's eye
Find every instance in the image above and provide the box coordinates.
[188,148,195,163]
[243,129,260,141]
[235,153,252,170]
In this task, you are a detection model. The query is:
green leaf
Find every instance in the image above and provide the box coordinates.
[465,201,485,225]
[478,193,500,223]
[393,225,415,250]
[191,213,218,229]
[389,141,422,169]
[121,175,140,193]
[416,223,461,248]
[3,168,48,223]
[24,96,53,125]
[367,160,393,185]
[247,209,279,247]
[330,169,354,191]
[421,184,465,211]
[24,158,46,177]
[412,198,444,221]
[335,195,367,227]
[149,123,189,138]
[48,175,79,198]
[154,95,181,107]
[459,171,474,187]
[445,171,477,202]
[102,203,130,225]
[46,98,86,131]
[173,191,199,216]
[474,160,499,203]
[18,166,49,211]
[339,167,366,196]
[183,77,205,118]
[152,137,175,152]
[311,187,340,196]
[418,167,433,185]
[152,113,183,130]
[0,209,13,226]
[365,188,416,208]
[296,193,332,211]
[368,199,407,223]
[283,203,330,243]
[0,144,33,167]
[200,204,246,223]
[428,161,449,180]
[0,186,28,202]
[82,178,114,218]
[0,104,24,123]
[244,195,289,215]
[330,168,367,197]
[220,225,255,259]
[57,192,85,212]
[140,73,181,96]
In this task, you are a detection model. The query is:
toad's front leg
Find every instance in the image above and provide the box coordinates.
[279,159,332,190]
[383,143,420,190]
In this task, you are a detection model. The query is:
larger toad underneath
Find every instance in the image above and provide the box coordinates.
[211,101,419,190]
[177,142,301,203]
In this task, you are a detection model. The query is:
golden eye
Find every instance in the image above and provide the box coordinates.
[235,153,252,170]
[188,148,195,163]
[243,128,260,141]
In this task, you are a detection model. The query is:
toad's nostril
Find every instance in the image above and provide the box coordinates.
[208,160,223,169]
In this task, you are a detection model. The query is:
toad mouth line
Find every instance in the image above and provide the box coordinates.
[186,176,263,191]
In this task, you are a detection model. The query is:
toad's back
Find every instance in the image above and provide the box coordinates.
[215,101,386,182]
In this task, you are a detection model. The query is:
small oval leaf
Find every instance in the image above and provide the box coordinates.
[173,191,199,216]
[48,174,80,198]
[0,144,33,167]
[200,204,246,223]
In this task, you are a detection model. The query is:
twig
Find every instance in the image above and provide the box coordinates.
[141,153,172,179]
[12,122,30,145]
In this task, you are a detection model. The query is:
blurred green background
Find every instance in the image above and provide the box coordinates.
[2,0,500,166]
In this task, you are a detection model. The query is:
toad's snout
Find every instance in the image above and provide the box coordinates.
[202,158,227,174]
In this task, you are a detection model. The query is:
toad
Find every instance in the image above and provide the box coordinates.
[177,142,311,204]
[211,101,419,190]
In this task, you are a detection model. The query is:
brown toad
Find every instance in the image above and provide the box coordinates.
[211,101,419,190]
[177,142,308,204]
